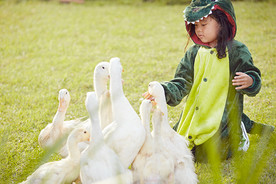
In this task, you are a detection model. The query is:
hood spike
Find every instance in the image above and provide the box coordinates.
[183,15,187,21]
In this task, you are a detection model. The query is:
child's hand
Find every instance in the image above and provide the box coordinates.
[232,72,253,90]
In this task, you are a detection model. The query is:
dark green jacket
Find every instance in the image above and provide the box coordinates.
[161,40,261,139]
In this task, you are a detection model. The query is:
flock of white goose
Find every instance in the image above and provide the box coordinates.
[20,57,198,184]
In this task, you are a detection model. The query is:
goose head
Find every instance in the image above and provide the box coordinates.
[147,81,165,99]
[85,92,105,143]
[85,92,99,117]
[94,62,110,99]
[140,99,153,115]
[144,81,167,116]
[109,57,123,75]
[69,128,90,143]
[144,81,165,103]
[94,62,110,82]
[139,99,153,123]
[58,89,70,112]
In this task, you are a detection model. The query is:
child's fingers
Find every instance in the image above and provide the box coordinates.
[235,85,245,90]
[232,77,245,84]
[235,72,244,75]
[232,78,247,89]
[233,81,247,89]
[232,79,252,90]
[234,75,243,80]
[232,72,253,90]
[232,79,246,84]
[234,72,246,79]
[232,81,244,87]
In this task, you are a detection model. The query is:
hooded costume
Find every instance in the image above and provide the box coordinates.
[161,0,262,159]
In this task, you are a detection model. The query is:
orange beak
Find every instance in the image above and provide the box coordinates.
[143,91,151,99]
[151,100,157,106]
[58,98,65,111]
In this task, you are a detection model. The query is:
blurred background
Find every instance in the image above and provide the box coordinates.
[0,0,275,183]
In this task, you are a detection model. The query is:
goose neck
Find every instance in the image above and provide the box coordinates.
[94,77,108,99]
[110,71,123,95]
[142,119,151,134]
[52,111,66,129]
[155,97,171,131]
[141,110,151,132]
[89,112,104,143]
[152,111,163,152]
[155,97,168,118]
[152,114,162,138]
[67,136,81,160]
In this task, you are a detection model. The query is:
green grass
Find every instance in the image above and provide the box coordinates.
[0,1,275,183]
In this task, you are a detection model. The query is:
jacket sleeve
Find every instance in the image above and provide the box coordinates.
[161,45,198,106]
[229,41,261,96]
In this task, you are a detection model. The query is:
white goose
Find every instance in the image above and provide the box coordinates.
[143,107,175,184]
[144,81,197,184]
[21,128,90,184]
[59,61,112,157]
[38,89,90,158]
[102,57,146,168]
[93,62,113,130]
[131,99,154,183]
[38,89,72,150]
[80,92,132,184]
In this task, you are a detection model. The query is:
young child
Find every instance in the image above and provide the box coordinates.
[145,0,273,161]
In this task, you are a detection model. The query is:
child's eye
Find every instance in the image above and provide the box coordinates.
[202,24,207,26]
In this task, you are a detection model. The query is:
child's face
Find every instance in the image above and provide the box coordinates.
[194,16,220,48]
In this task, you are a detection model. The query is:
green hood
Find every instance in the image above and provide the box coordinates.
[184,0,237,47]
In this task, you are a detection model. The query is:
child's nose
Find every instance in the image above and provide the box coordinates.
[196,26,202,32]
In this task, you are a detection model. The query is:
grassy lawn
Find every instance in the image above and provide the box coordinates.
[0,1,275,183]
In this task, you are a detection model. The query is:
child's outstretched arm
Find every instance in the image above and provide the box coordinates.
[160,45,200,107]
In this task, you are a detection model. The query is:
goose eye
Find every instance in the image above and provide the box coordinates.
[102,66,105,69]
[65,92,68,94]
[84,131,87,134]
